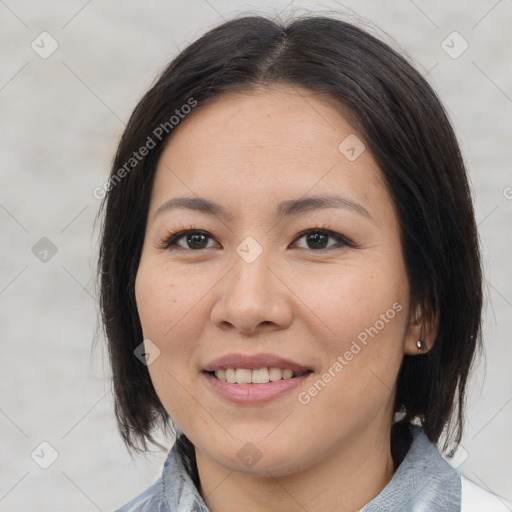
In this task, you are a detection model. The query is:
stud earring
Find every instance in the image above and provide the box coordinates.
[416,339,426,351]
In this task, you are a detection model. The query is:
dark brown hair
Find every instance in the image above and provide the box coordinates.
[96,14,482,455]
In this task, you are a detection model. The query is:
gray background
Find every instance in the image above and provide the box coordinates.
[1,0,511,510]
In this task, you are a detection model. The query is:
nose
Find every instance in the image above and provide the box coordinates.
[210,251,293,335]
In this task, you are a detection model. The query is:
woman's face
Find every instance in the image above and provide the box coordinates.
[135,86,420,477]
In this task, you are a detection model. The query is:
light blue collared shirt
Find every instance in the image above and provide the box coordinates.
[115,425,463,511]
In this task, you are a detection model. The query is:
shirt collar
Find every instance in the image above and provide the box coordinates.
[360,424,461,511]
[160,424,461,511]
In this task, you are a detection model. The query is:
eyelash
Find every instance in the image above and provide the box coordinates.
[155,223,357,252]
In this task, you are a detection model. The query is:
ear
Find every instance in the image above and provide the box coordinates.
[404,303,438,355]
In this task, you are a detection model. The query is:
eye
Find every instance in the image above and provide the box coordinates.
[292,228,355,251]
[156,228,219,251]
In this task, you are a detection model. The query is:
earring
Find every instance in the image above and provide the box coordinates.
[416,339,426,351]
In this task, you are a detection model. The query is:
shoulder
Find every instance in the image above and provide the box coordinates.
[460,474,512,512]
[112,438,208,512]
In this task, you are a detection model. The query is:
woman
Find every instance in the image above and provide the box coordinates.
[97,14,510,511]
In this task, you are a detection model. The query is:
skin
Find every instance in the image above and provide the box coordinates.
[134,86,436,512]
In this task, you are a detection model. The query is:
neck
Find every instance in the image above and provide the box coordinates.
[195,422,395,512]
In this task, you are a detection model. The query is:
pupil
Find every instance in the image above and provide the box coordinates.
[308,231,327,249]
[188,233,206,248]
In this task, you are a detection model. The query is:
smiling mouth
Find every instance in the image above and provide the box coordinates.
[206,367,313,384]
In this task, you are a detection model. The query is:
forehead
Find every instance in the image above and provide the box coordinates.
[150,86,388,221]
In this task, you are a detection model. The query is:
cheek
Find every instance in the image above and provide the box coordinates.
[135,260,203,342]
[134,262,196,394]
[134,261,205,424]
[290,257,409,410]
[291,256,408,345]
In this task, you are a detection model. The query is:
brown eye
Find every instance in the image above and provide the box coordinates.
[294,228,355,251]
[181,232,210,249]
[305,230,330,249]
[160,230,218,250]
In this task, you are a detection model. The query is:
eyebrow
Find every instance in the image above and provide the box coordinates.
[154,194,372,220]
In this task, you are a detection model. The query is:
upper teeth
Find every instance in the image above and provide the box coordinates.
[215,367,305,384]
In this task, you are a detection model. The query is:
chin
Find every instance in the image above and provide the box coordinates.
[203,436,313,478]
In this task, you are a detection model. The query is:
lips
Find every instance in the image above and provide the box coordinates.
[201,353,314,403]
[203,353,313,373]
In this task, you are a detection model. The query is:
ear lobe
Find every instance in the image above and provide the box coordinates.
[404,304,438,355]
